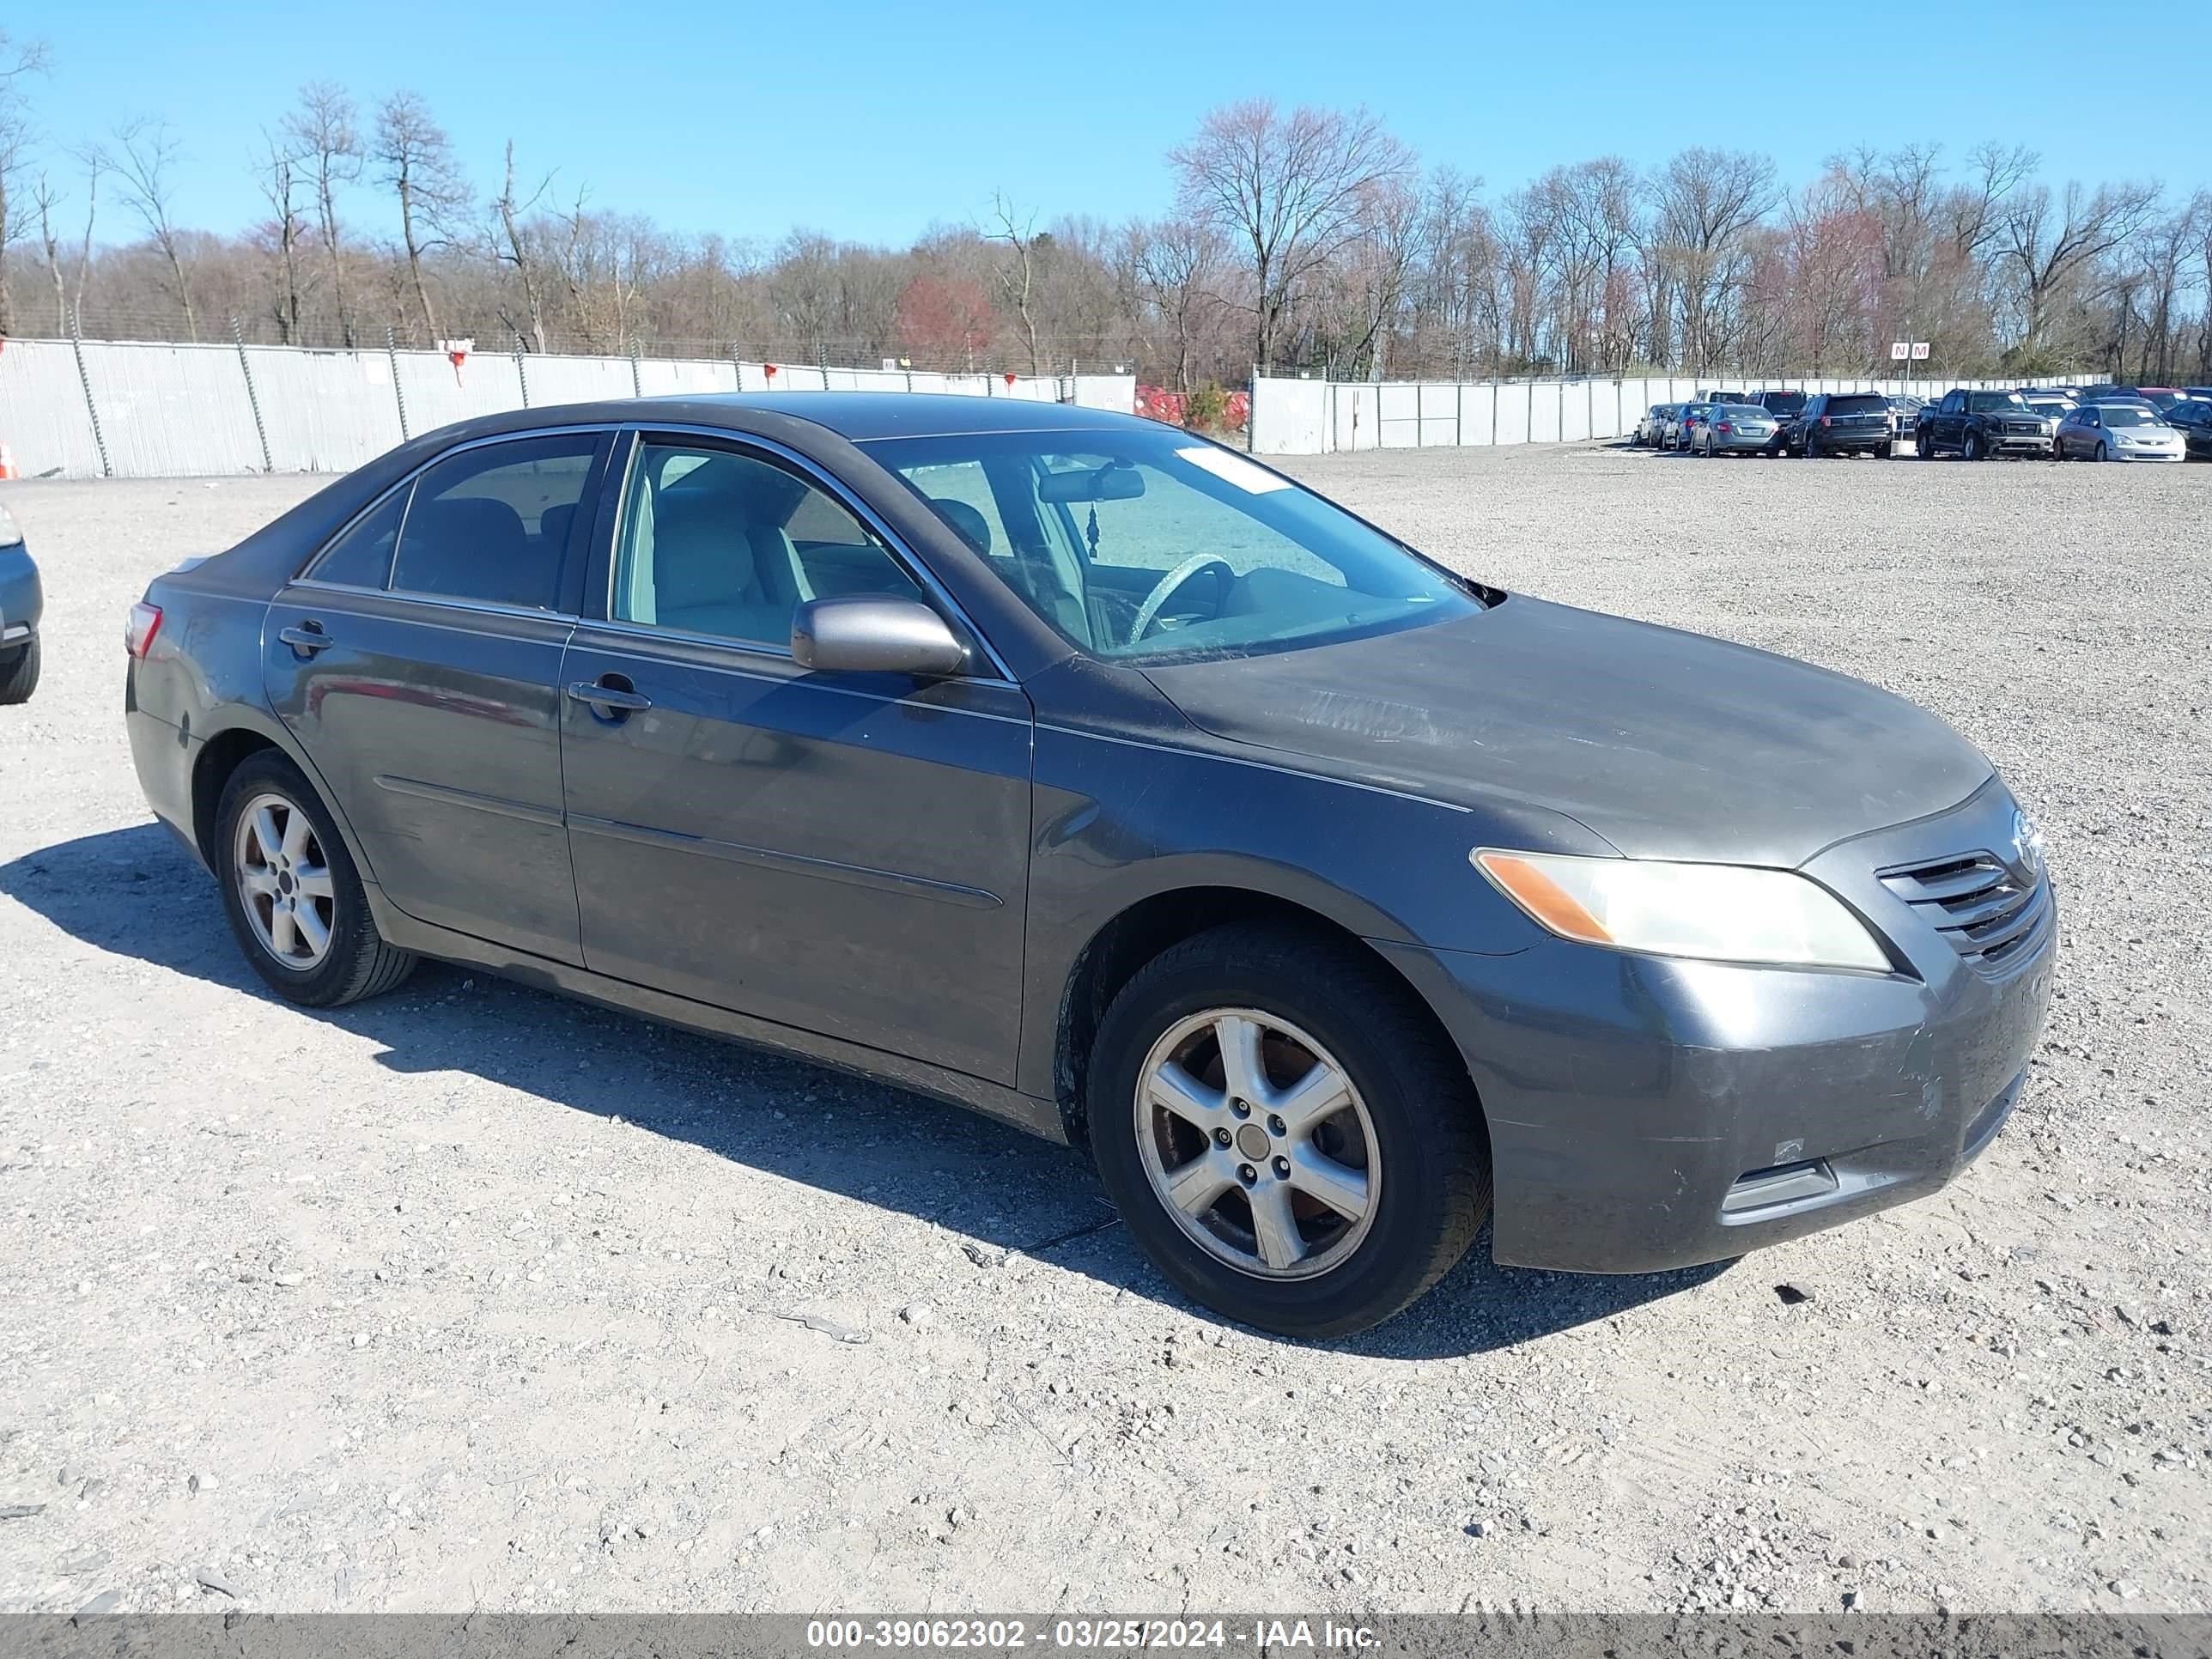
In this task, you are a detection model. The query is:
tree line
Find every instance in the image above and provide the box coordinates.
[2,35,2207,388]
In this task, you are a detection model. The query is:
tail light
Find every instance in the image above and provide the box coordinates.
[1820,416,1832,428]
[125,601,163,659]
[1717,422,1733,434]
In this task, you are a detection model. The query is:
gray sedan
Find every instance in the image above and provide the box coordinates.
[1691,403,1780,456]
[125,395,2055,1337]
[0,500,41,703]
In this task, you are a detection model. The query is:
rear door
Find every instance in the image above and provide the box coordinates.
[266,428,612,964]
[556,429,1034,1084]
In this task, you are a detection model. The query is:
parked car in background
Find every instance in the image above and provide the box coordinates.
[2057,403,2185,462]
[2136,388,2187,411]
[2159,398,2212,460]
[2020,391,2075,424]
[1916,389,2052,459]
[1883,396,1925,446]
[2184,386,2212,401]
[1634,404,1678,447]
[1696,389,1755,408]
[1749,390,1807,452]
[119,392,2058,1337]
[0,499,40,703]
[1674,402,1717,452]
[1790,392,1893,458]
[1692,403,1782,457]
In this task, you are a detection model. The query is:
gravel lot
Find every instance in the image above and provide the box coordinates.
[2,444,2207,1617]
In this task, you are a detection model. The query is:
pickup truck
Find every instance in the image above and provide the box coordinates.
[1915,388,2054,459]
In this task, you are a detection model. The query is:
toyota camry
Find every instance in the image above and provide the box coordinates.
[125,395,2056,1337]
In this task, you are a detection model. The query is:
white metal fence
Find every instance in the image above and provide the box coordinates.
[0,336,1137,481]
[1249,372,2081,456]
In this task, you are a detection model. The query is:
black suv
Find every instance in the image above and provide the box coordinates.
[1789,392,1893,458]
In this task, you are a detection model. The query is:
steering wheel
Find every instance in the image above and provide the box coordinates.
[1128,556,1237,642]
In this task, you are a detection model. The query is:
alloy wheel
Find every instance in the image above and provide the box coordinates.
[1133,1008,1380,1280]
[232,791,337,969]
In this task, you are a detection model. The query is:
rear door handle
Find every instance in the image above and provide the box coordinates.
[567,678,653,715]
[278,623,333,656]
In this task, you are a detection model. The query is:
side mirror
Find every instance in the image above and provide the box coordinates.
[790,595,967,678]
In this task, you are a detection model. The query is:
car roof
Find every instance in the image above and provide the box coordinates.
[427,391,1147,449]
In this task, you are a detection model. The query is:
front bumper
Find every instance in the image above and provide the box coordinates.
[2109,446,2184,462]
[1379,779,2056,1273]
[0,545,41,646]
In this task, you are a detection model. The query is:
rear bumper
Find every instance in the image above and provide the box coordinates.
[1378,783,2057,1273]
[126,702,207,870]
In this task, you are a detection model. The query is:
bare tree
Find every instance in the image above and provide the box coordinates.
[494,140,553,352]
[1648,149,1779,371]
[1170,100,1415,374]
[252,130,313,342]
[0,30,53,337]
[1996,177,2160,356]
[1131,217,1226,391]
[984,192,1043,374]
[283,82,362,345]
[105,118,198,338]
[373,90,466,340]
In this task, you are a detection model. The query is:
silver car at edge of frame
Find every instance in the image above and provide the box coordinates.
[124,394,2057,1339]
[0,499,42,703]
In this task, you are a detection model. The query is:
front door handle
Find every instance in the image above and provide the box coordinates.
[278,623,333,657]
[567,677,653,717]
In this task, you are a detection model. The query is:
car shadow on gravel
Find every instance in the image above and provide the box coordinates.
[3,823,1730,1355]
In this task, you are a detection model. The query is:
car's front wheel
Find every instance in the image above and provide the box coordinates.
[0,637,38,704]
[1087,922,1491,1338]
[216,750,417,1007]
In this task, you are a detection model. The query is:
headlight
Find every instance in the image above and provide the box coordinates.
[1473,849,1892,971]
[0,502,21,549]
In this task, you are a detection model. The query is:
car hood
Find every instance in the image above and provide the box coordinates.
[1139,598,1994,867]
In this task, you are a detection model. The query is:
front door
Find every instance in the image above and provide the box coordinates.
[556,432,1034,1085]
[266,429,611,964]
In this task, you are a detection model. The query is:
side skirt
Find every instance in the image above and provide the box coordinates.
[362,885,1067,1146]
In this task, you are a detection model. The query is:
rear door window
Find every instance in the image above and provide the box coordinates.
[1827,394,1887,416]
[389,434,601,610]
[307,487,407,589]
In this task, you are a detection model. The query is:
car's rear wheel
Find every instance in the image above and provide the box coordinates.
[216,750,416,1007]
[0,637,38,704]
[1087,921,1491,1338]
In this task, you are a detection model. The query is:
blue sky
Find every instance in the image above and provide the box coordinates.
[21,0,2209,243]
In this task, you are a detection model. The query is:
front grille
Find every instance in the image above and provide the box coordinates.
[1880,853,2049,969]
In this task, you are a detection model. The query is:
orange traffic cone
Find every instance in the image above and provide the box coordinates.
[0,444,16,480]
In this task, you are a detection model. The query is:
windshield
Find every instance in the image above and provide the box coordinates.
[1762,392,1806,412]
[2100,406,2162,427]
[1968,392,2028,412]
[868,426,1483,662]
[1828,395,1885,415]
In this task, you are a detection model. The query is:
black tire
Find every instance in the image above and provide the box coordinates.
[1964,430,1984,461]
[1087,921,1492,1339]
[0,636,38,704]
[2096,441,2110,463]
[1803,434,1821,459]
[1917,433,1934,458]
[216,750,416,1007]
[1875,442,1893,459]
